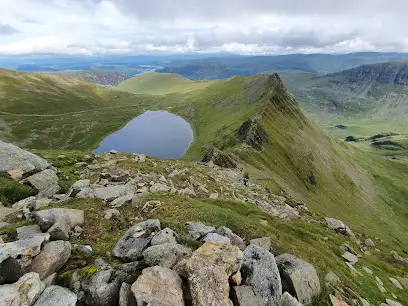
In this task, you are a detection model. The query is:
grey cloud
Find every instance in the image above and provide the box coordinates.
[0,24,19,35]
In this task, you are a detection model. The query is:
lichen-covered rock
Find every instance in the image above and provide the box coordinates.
[174,242,243,306]
[131,266,185,306]
[230,286,263,306]
[241,244,282,306]
[24,169,60,198]
[203,233,231,243]
[29,241,72,279]
[276,253,321,305]
[33,285,77,306]
[324,218,354,236]
[113,219,161,262]
[0,272,45,306]
[249,237,271,251]
[142,243,192,268]
[86,269,122,306]
[185,222,215,240]
[216,226,245,250]
[119,282,136,306]
[151,228,177,246]
[281,292,303,306]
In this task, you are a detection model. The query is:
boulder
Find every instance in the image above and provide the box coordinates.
[12,196,36,212]
[230,286,263,306]
[87,269,122,306]
[216,226,246,250]
[342,252,358,265]
[149,183,171,193]
[142,243,192,268]
[131,266,185,306]
[71,179,90,190]
[391,251,408,267]
[104,208,121,220]
[16,224,45,240]
[174,242,243,306]
[185,221,215,240]
[389,277,403,289]
[359,297,370,306]
[151,228,177,246]
[281,292,303,306]
[0,272,45,306]
[203,233,231,243]
[249,237,271,251]
[209,193,219,199]
[276,253,321,305]
[24,169,60,198]
[0,257,24,285]
[330,295,349,306]
[110,193,134,208]
[324,218,354,236]
[0,140,49,173]
[324,271,341,287]
[34,208,84,231]
[33,285,77,306]
[113,219,161,262]
[117,261,148,285]
[386,299,403,306]
[119,282,136,306]
[196,185,210,197]
[363,267,373,275]
[29,241,72,279]
[8,169,25,181]
[177,187,197,198]
[0,235,48,266]
[94,185,133,201]
[241,244,282,306]
[47,216,71,240]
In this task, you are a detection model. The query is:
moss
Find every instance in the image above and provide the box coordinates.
[0,172,38,206]
[78,266,100,279]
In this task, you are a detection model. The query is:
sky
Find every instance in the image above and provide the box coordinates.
[0,0,408,56]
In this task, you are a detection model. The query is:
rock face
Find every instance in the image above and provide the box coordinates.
[324,218,354,236]
[29,241,72,279]
[34,208,84,232]
[131,266,185,306]
[175,242,243,306]
[0,140,49,173]
[142,243,192,268]
[25,169,60,198]
[113,219,161,261]
[241,244,282,306]
[275,253,321,305]
[33,285,77,306]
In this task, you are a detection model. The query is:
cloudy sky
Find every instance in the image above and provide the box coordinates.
[0,0,407,55]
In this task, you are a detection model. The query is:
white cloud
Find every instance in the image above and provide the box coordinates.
[0,0,408,55]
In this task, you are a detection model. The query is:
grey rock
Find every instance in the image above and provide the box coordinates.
[42,273,57,288]
[110,193,133,208]
[209,192,219,199]
[376,276,384,285]
[386,299,403,306]
[34,208,84,231]
[363,266,373,275]
[389,277,403,289]
[242,245,281,306]
[203,233,231,243]
[119,282,136,306]
[398,277,408,289]
[185,221,215,240]
[94,184,134,201]
[359,297,370,306]
[34,285,77,306]
[143,243,192,268]
[87,269,121,306]
[216,226,246,250]
[151,228,177,246]
[342,252,358,265]
[324,271,341,287]
[340,243,357,256]
[29,241,72,279]
[276,253,321,305]
[230,286,263,306]
[249,237,271,251]
[324,218,354,236]
[25,169,60,198]
[196,185,210,197]
[131,266,185,306]
[113,219,161,262]
[76,188,94,199]
[117,261,148,285]
[365,238,375,248]
[149,183,171,193]
[104,208,121,220]
[391,251,408,267]
[0,272,46,306]
[174,242,243,306]
[177,187,196,198]
[0,257,24,285]
[47,216,71,241]
[0,140,49,173]
[0,206,17,223]
[0,235,48,265]
[281,292,303,306]
[12,196,36,211]
[71,179,90,190]
[16,224,44,240]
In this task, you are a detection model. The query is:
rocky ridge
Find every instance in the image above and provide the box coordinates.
[0,142,407,305]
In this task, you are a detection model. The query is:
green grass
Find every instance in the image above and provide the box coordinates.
[0,172,37,206]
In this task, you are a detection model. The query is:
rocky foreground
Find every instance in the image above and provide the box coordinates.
[0,140,407,306]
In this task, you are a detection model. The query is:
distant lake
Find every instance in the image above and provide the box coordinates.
[94,111,193,159]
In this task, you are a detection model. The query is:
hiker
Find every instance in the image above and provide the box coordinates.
[242,171,249,186]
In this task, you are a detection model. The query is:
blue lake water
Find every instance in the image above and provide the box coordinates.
[94,111,194,159]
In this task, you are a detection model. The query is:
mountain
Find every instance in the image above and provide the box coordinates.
[55,70,130,88]
[157,52,408,79]
[279,60,408,139]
